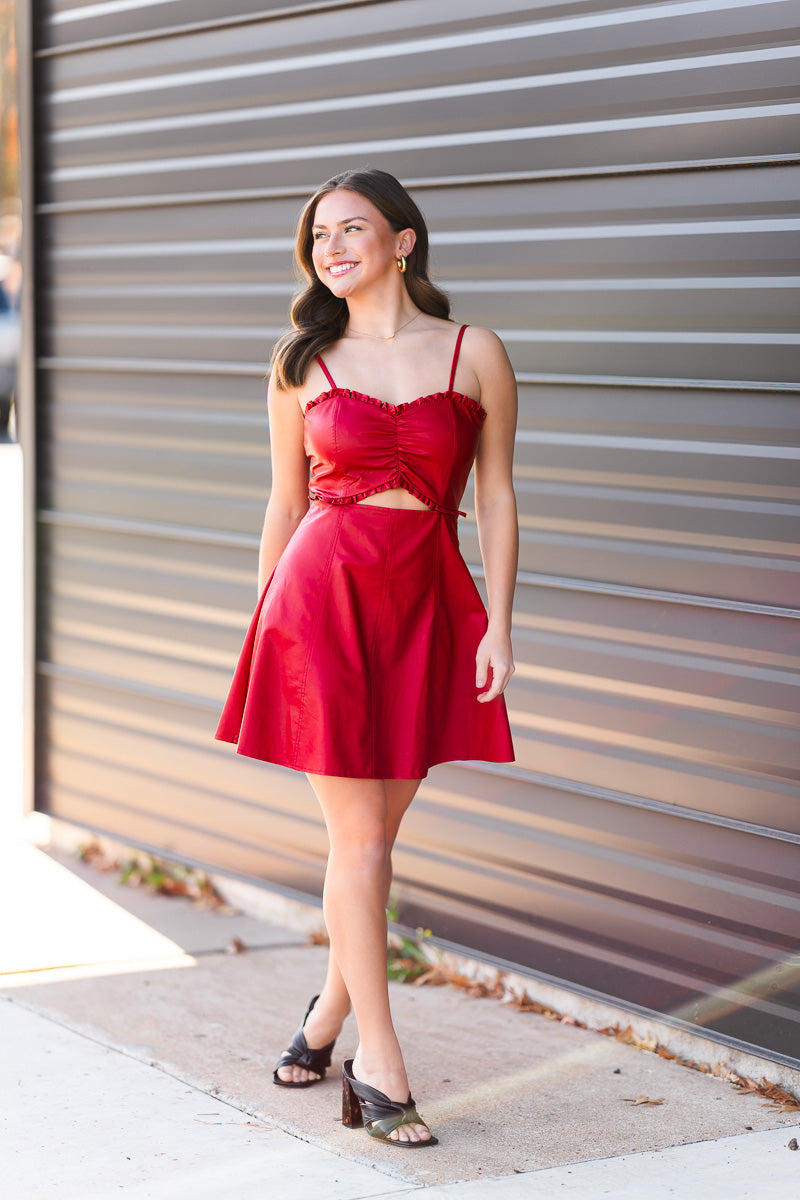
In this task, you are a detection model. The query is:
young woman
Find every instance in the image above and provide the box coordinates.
[216,168,518,1147]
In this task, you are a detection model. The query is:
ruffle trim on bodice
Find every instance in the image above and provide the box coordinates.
[304,387,487,421]
[309,473,466,517]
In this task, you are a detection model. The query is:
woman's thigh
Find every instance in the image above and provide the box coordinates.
[306,775,422,851]
[385,779,422,844]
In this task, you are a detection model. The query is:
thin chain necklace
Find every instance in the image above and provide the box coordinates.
[347,311,422,341]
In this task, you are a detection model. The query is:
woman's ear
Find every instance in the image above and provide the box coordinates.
[396,228,417,258]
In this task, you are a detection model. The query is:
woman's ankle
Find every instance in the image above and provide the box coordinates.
[353,1041,406,1080]
[313,991,351,1026]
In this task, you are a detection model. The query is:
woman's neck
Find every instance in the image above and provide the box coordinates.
[344,283,419,340]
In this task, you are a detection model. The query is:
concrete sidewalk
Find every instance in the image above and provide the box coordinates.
[1,832,798,1198]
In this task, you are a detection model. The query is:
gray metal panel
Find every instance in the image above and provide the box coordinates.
[30,0,800,1068]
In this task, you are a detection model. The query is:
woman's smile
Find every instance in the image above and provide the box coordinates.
[328,261,358,277]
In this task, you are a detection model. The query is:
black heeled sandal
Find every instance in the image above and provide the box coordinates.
[341,1058,438,1147]
[272,995,337,1088]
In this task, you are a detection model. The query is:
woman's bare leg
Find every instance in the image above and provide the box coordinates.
[276,778,420,1089]
[296,773,430,1142]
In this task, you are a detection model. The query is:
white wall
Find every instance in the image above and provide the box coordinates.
[0,439,24,828]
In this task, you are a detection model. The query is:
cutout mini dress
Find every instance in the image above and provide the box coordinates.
[215,325,515,779]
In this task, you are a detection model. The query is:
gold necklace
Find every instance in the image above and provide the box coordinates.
[348,312,422,341]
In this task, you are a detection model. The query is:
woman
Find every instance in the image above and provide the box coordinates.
[216,168,518,1147]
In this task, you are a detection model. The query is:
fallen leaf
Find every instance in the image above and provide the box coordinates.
[224,936,247,955]
[753,1078,800,1113]
[622,1096,665,1106]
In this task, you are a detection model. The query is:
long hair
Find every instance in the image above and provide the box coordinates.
[271,169,451,390]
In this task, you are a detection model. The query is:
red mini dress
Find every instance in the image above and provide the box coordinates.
[215,324,515,779]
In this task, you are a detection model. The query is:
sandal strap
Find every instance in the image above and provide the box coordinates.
[275,1028,335,1073]
[363,1101,427,1140]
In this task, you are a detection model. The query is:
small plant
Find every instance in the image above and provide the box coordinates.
[78,839,234,910]
[385,893,436,982]
[387,927,434,984]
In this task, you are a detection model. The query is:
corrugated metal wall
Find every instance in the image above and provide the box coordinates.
[31,0,800,1067]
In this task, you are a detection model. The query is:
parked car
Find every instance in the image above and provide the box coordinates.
[0,280,20,434]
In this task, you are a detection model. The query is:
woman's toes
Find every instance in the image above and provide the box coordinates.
[387,1122,432,1143]
[397,1124,428,1142]
[277,1064,319,1083]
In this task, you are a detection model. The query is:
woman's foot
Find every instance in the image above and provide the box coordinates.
[273,995,347,1086]
[351,1050,433,1143]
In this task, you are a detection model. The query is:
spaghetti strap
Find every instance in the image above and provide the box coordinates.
[317,354,337,389]
[447,325,468,394]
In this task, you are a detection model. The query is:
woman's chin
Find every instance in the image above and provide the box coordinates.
[317,267,361,297]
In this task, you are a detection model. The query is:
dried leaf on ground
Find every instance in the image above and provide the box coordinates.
[750,1078,800,1113]
[622,1096,665,1106]
[78,840,118,872]
[655,1045,697,1071]
[601,1023,658,1053]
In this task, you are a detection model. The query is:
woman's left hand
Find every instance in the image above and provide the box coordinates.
[475,629,515,702]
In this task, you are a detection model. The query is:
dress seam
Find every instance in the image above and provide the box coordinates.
[309,479,464,517]
[304,388,486,421]
[290,506,344,769]
[429,511,442,768]
[368,508,395,778]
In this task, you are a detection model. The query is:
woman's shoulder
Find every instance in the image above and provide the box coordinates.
[459,324,513,371]
[423,317,505,355]
[294,352,336,412]
[459,323,506,352]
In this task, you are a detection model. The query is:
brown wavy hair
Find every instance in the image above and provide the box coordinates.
[271,169,451,390]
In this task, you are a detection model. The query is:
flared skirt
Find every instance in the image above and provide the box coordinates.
[215,500,514,779]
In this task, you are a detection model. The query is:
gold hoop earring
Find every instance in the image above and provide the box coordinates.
[396,255,407,274]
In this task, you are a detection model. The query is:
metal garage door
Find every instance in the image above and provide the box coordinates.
[25,0,800,1067]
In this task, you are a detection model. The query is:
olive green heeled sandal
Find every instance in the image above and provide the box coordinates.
[273,995,336,1088]
[341,1059,439,1147]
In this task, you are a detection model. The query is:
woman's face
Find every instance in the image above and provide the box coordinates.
[310,189,413,299]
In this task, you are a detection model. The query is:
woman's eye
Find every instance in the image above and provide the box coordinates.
[345,225,362,233]
[313,231,327,240]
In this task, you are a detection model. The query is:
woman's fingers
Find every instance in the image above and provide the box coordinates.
[476,651,514,701]
[475,647,491,690]
[477,671,507,702]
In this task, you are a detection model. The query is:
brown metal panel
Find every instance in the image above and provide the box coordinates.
[37,1,800,201]
[30,0,800,1069]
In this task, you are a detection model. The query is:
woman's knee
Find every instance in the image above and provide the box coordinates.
[332,818,390,871]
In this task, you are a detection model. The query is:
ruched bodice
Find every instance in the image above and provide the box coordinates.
[303,324,485,517]
[304,388,485,516]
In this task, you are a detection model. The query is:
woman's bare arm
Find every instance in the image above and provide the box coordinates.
[468,327,519,702]
[257,372,310,593]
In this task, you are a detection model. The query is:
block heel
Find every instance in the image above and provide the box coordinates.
[341,1068,364,1128]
